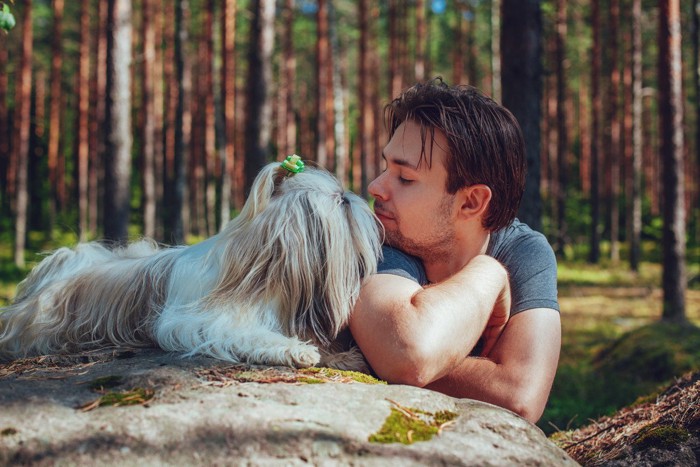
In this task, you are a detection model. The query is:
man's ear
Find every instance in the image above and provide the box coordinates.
[458,184,492,220]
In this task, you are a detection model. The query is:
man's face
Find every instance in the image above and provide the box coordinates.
[369,120,457,262]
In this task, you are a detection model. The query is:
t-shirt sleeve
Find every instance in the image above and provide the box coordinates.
[376,246,428,285]
[493,229,560,315]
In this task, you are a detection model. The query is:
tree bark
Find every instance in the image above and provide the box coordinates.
[555,0,568,256]
[141,0,156,238]
[244,0,275,194]
[502,0,543,233]
[630,0,643,271]
[658,0,687,322]
[607,0,621,263]
[77,0,91,241]
[589,0,602,263]
[415,0,426,81]
[491,0,501,101]
[103,0,133,244]
[220,0,236,223]
[47,0,64,219]
[13,0,33,267]
[316,0,330,168]
[0,31,9,212]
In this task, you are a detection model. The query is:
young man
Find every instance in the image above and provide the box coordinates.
[349,79,561,423]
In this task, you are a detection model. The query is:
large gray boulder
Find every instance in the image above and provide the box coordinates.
[0,348,577,466]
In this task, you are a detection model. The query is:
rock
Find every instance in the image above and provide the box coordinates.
[0,348,577,466]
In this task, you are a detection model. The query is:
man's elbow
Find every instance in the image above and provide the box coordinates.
[371,342,444,388]
[502,389,549,424]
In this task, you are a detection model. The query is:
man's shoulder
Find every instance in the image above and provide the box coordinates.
[488,219,554,260]
[377,246,428,285]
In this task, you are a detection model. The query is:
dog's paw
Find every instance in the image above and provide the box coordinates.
[287,342,321,368]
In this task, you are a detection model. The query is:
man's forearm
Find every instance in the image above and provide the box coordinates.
[351,255,509,386]
[425,309,561,423]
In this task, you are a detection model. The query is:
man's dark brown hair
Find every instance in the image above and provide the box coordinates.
[385,77,526,232]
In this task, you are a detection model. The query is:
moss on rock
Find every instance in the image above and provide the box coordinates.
[633,425,690,450]
[368,402,457,445]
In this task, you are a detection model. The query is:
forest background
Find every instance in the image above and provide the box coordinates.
[0,0,699,437]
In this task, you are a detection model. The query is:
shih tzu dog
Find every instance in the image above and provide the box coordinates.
[0,156,382,370]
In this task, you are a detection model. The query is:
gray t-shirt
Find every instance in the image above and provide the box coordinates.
[377,219,559,315]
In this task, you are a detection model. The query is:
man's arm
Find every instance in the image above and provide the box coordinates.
[349,255,510,387]
[425,308,561,423]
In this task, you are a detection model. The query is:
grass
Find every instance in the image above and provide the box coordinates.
[2,230,699,436]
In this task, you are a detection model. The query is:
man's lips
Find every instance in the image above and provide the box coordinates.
[373,205,395,222]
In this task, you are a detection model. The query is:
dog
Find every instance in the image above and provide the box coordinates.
[0,157,382,371]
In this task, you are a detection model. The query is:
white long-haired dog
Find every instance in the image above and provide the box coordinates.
[0,158,382,370]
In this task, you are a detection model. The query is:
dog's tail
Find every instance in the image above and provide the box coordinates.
[0,240,178,361]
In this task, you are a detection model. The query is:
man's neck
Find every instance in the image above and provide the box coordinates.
[423,232,490,283]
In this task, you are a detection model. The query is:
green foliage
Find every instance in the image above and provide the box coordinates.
[0,3,15,32]
[542,322,700,435]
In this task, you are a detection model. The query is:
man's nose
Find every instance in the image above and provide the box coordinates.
[368,172,386,201]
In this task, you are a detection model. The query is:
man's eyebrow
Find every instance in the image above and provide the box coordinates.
[381,152,418,169]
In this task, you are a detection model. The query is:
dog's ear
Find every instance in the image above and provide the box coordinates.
[236,163,279,223]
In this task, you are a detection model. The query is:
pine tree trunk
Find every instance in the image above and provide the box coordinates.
[220,0,236,223]
[13,0,33,267]
[153,0,164,239]
[358,0,375,197]
[694,0,700,248]
[502,0,543,233]
[658,0,687,322]
[202,1,216,236]
[607,0,621,263]
[165,0,190,244]
[329,0,346,183]
[491,0,501,101]
[415,0,426,81]
[589,0,602,263]
[103,0,133,244]
[555,0,568,256]
[89,0,108,236]
[630,0,643,271]
[77,0,91,241]
[316,0,330,168]
[244,0,275,194]
[0,33,9,212]
[47,0,64,220]
[141,0,156,238]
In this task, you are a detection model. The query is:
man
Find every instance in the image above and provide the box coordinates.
[349,79,561,423]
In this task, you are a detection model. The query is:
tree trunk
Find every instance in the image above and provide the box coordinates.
[0,31,9,212]
[47,0,64,220]
[415,0,426,82]
[89,0,108,236]
[13,0,33,267]
[202,0,216,236]
[589,0,602,263]
[491,0,501,101]
[358,0,375,197]
[694,0,700,248]
[141,0,156,238]
[316,0,330,168]
[165,0,190,244]
[607,0,621,263]
[77,0,91,241]
[329,0,346,184]
[630,0,643,271]
[244,0,275,194]
[453,2,466,85]
[220,0,236,223]
[658,0,687,322]
[502,0,543,233]
[555,0,568,256]
[103,0,133,244]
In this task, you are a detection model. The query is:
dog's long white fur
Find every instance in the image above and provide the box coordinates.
[0,163,382,370]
